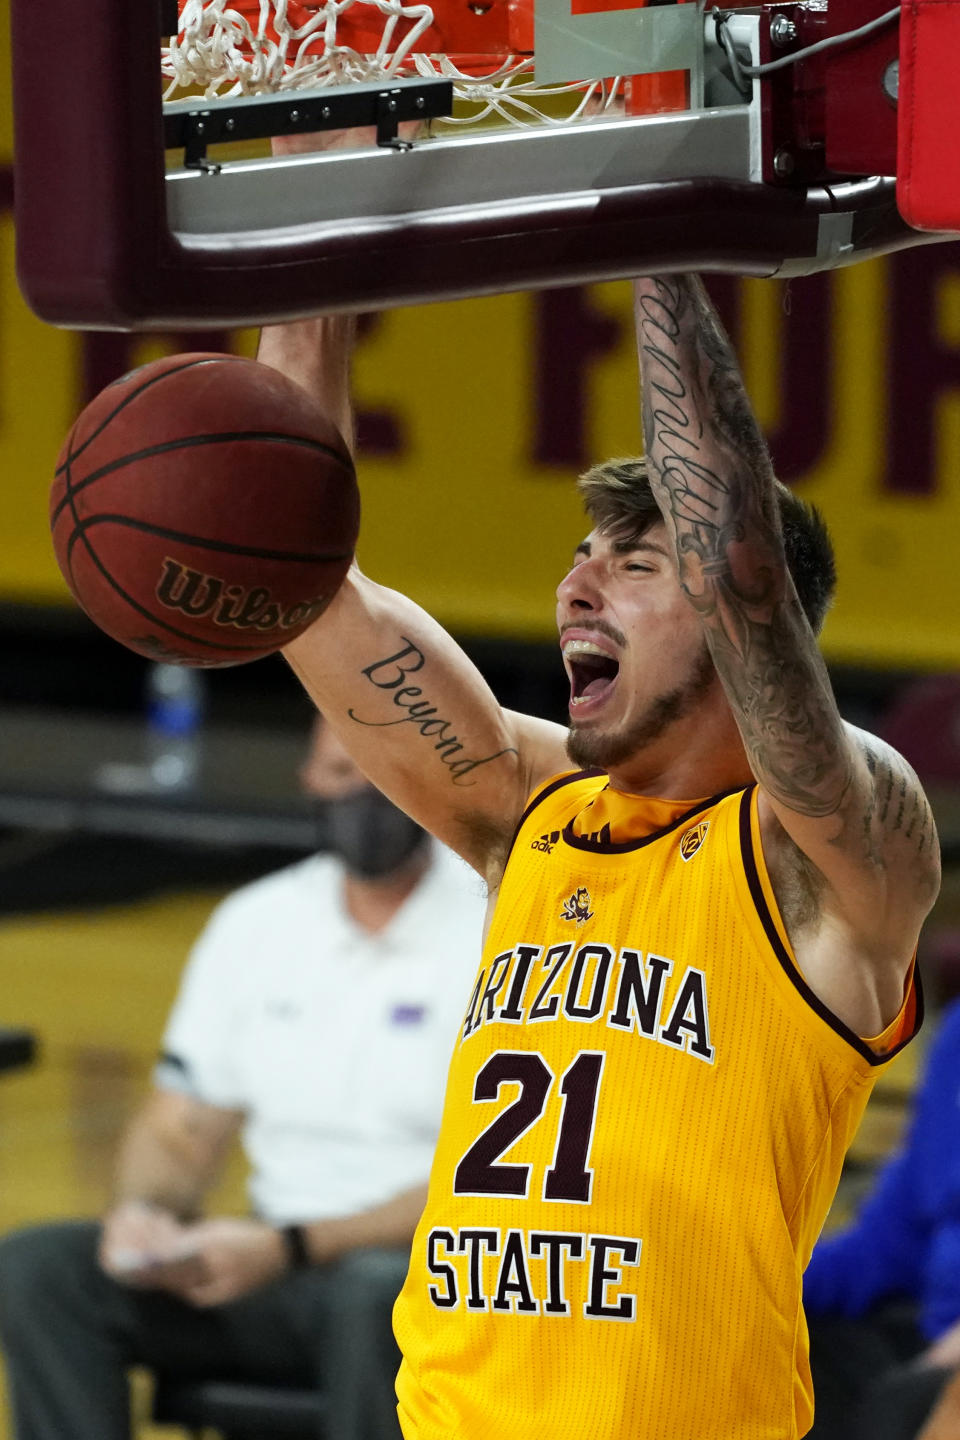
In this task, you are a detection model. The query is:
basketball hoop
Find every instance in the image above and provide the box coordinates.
[11,0,956,330]
[164,0,624,127]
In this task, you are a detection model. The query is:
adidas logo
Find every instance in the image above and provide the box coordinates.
[531,830,560,854]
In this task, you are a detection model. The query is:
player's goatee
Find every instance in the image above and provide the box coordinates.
[566,645,715,770]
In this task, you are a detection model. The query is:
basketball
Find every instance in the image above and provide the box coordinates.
[49,353,359,666]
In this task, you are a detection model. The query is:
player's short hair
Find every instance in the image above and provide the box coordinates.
[577,457,837,636]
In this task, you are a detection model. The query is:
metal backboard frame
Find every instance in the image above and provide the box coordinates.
[10,0,938,330]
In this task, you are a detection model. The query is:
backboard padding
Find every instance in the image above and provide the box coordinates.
[10,0,946,330]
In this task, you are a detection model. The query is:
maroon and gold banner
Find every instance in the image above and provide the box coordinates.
[2,11,960,667]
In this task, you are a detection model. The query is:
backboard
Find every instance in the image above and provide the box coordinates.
[9,0,956,330]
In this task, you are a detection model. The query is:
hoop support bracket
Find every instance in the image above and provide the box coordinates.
[11,0,950,330]
[164,78,453,168]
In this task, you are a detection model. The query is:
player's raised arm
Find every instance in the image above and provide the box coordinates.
[632,275,939,1010]
[259,315,569,884]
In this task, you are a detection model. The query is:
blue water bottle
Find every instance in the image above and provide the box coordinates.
[145,663,205,790]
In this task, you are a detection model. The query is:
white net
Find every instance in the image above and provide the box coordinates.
[162,0,622,127]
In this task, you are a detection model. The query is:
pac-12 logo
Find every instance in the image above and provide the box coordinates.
[679,821,710,861]
[561,887,594,924]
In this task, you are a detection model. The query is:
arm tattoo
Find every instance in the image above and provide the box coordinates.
[635,275,852,819]
[856,736,940,894]
[347,637,518,786]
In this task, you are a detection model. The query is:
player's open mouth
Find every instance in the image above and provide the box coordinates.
[563,638,620,710]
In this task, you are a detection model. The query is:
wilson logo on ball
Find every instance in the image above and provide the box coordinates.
[156,557,329,633]
[50,352,358,665]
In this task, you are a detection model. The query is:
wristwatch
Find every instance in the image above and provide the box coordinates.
[279,1223,311,1269]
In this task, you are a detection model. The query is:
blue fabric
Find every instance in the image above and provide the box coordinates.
[804,998,960,1341]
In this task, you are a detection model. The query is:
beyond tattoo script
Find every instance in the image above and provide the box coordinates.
[348,641,517,785]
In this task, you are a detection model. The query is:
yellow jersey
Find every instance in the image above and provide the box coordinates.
[394,771,920,1440]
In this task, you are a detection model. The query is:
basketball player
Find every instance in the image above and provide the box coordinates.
[261,274,938,1439]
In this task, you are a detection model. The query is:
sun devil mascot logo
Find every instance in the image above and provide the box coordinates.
[561,887,594,924]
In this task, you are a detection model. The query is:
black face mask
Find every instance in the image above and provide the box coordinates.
[318,787,428,880]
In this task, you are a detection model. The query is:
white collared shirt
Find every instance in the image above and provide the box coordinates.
[156,843,486,1224]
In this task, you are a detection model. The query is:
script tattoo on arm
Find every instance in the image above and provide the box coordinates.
[855,734,939,897]
[634,275,854,823]
[347,638,518,786]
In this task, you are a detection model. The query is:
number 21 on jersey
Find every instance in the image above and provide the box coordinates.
[453,1050,605,1203]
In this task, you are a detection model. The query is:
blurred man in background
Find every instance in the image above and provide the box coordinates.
[0,717,486,1440]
